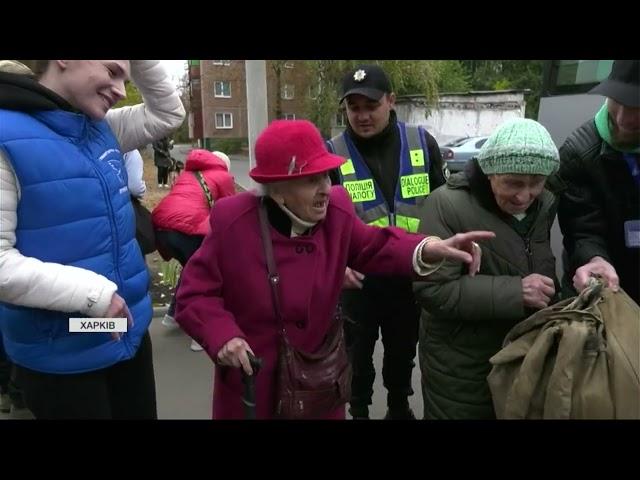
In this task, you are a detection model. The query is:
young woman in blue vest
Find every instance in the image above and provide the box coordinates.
[0,60,185,418]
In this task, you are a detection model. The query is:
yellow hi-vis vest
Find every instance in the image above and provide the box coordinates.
[328,122,431,233]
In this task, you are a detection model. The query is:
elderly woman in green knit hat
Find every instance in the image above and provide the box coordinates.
[413,118,560,420]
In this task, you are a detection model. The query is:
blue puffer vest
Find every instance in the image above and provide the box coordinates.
[0,108,152,374]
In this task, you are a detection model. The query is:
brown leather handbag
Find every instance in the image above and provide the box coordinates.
[258,199,352,419]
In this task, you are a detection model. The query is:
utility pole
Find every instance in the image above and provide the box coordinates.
[245,60,269,187]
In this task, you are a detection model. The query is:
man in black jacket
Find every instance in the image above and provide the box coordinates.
[327,65,448,419]
[556,60,639,304]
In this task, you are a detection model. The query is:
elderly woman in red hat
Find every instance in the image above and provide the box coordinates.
[175,120,494,419]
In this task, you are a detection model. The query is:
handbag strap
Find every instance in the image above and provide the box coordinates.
[257,197,287,337]
[192,170,214,208]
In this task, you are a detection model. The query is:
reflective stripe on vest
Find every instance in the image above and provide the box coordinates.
[340,158,356,176]
[395,214,420,233]
[368,217,390,228]
[329,123,430,232]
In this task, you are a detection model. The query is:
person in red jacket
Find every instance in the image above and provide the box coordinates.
[152,148,235,350]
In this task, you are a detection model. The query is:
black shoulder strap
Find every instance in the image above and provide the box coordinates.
[257,198,286,336]
[192,171,214,208]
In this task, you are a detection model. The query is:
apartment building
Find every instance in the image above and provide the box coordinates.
[190,60,312,150]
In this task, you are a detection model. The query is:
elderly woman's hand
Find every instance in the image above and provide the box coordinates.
[218,337,256,375]
[420,231,496,276]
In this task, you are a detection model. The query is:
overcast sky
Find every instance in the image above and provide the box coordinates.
[160,60,187,86]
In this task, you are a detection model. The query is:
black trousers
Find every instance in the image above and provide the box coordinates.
[155,230,205,317]
[342,276,420,410]
[14,332,157,419]
[0,340,10,393]
[157,166,170,185]
[1,337,26,408]
[155,230,205,267]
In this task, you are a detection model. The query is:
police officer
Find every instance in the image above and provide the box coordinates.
[328,64,448,419]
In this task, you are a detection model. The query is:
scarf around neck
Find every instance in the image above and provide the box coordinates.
[595,103,640,154]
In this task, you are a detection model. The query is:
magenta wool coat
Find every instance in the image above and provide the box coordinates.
[175,186,425,419]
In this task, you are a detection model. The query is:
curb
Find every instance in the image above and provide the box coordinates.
[153,306,169,318]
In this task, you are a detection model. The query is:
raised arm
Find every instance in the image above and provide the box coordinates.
[107,60,185,153]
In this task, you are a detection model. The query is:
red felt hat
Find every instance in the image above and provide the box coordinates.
[249,120,345,183]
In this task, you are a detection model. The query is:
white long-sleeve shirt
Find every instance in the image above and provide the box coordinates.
[0,60,185,318]
[123,149,147,198]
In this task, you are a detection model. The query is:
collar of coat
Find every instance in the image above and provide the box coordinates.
[263,195,314,238]
[595,103,640,154]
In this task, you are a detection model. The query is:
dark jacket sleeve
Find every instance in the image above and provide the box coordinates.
[413,190,525,323]
[556,138,611,270]
[153,138,171,158]
[326,139,342,186]
[329,167,341,186]
[425,131,447,190]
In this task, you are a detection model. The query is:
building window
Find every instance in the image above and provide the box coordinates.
[215,112,233,129]
[212,60,232,66]
[282,84,295,100]
[283,113,296,120]
[555,60,613,87]
[335,112,346,127]
[214,81,231,98]
[284,61,295,69]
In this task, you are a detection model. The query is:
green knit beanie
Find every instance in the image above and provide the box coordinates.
[476,119,559,176]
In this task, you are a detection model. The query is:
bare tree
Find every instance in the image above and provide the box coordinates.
[270,60,288,120]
